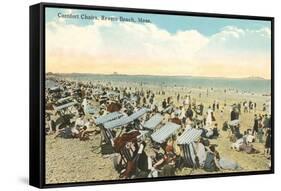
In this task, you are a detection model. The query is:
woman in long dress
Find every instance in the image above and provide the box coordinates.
[206,106,213,128]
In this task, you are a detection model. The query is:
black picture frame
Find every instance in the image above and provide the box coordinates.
[30,2,275,188]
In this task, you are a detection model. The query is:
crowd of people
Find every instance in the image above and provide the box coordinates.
[45,77,272,179]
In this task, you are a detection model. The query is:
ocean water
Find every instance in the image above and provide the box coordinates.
[55,74,271,94]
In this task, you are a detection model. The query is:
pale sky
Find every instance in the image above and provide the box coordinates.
[46,8,271,79]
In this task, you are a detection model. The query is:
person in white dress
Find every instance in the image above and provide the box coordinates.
[206,106,213,128]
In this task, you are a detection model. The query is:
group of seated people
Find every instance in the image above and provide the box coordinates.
[223,120,260,154]
[112,125,239,179]
[225,112,271,158]
[230,129,258,154]
[46,111,97,141]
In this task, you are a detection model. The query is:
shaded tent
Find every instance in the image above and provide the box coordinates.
[104,108,148,129]
[143,113,163,130]
[151,122,180,143]
[177,128,203,168]
[95,112,124,126]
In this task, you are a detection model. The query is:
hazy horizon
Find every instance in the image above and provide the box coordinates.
[47,72,270,80]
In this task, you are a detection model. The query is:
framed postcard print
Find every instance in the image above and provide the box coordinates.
[29,2,274,188]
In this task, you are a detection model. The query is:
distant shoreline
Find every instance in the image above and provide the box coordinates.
[46,72,270,81]
[46,73,271,95]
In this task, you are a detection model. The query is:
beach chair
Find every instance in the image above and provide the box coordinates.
[112,131,141,177]
[143,113,164,131]
[99,116,129,155]
[53,101,77,111]
[177,128,202,145]
[53,101,77,115]
[95,112,124,126]
[99,108,148,154]
[151,122,181,144]
[95,112,124,154]
[104,108,148,130]
[99,127,116,155]
[115,142,149,179]
[113,141,136,174]
[177,128,203,168]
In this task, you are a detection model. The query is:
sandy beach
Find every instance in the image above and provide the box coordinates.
[45,76,271,184]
